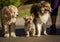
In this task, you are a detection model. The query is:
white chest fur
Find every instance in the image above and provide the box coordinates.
[39,12,50,24]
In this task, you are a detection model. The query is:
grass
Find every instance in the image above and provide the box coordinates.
[18,9,30,17]
[18,4,32,17]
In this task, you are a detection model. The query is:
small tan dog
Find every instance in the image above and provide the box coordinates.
[24,15,36,37]
[1,5,18,37]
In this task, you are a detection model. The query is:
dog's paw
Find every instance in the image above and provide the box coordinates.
[26,35,30,37]
[4,33,9,38]
[32,35,37,37]
[44,31,48,35]
[36,34,41,37]
[11,35,16,37]
[44,33,48,36]
[11,32,16,37]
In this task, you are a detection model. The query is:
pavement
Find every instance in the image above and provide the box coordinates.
[0,35,60,42]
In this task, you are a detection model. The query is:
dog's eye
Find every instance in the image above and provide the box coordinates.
[14,12,16,14]
[26,19,28,21]
[45,6,49,8]
[29,18,32,20]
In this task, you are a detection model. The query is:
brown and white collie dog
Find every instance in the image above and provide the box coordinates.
[30,1,52,36]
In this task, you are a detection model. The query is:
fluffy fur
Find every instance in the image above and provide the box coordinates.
[24,16,36,37]
[1,5,18,37]
[30,1,52,36]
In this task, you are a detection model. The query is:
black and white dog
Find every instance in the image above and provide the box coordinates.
[30,1,52,36]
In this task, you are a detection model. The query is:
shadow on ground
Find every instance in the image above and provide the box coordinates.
[0,25,60,37]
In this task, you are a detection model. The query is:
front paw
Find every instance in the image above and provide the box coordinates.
[26,35,30,37]
[36,34,41,37]
[44,31,48,35]
[32,35,37,37]
[4,33,9,38]
[11,32,16,37]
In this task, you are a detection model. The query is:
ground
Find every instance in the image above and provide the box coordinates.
[0,35,60,42]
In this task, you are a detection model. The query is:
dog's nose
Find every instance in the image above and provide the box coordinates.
[17,14,18,16]
[28,21,30,23]
[41,12,44,14]
[40,11,44,15]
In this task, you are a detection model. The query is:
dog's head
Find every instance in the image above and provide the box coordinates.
[30,1,52,16]
[8,5,18,18]
[24,15,34,24]
[40,1,52,14]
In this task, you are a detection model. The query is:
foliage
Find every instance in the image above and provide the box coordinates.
[0,0,21,9]
[18,9,30,17]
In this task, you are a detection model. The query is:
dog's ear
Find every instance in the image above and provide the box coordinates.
[30,16,33,19]
[23,15,28,20]
[23,17,26,20]
[46,4,52,12]
[49,7,53,12]
[30,15,35,21]
[30,13,34,19]
[44,6,52,12]
[47,6,53,12]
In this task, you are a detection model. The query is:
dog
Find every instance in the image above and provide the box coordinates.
[24,15,36,37]
[1,5,18,37]
[30,1,52,36]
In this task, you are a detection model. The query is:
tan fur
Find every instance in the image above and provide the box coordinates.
[24,16,36,37]
[1,5,18,37]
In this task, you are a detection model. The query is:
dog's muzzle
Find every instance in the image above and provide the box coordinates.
[16,14,18,16]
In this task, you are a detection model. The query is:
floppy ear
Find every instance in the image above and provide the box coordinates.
[47,4,52,12]
[49,7,53,12]
[48,7,53,12]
